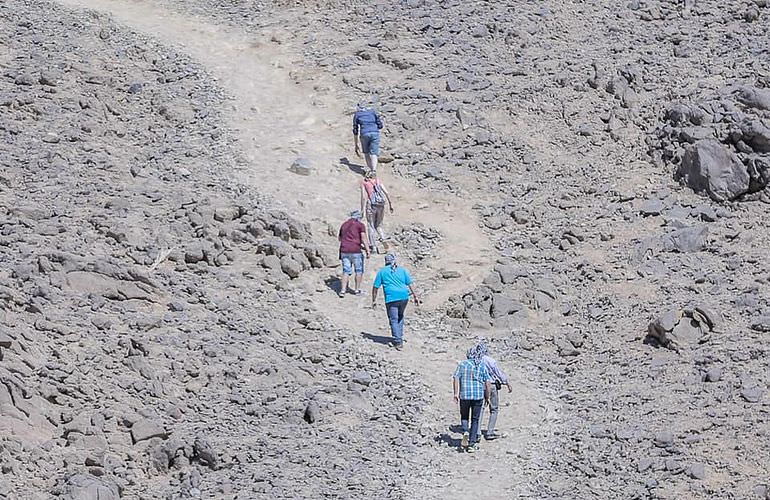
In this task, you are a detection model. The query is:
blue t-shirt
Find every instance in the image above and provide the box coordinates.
[373,266,413,303]
[353,109,383,137]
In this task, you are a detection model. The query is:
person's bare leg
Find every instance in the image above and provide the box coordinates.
[340,275,349,295]
[366,209,378,252]
[354,273,363,291]
[375,205,386,240]
[364,153,373,171]
[370,154,378,172]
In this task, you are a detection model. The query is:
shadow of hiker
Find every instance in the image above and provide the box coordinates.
[435,433,463,451]
[340,157,367,176]
[323,275,342,294]
[361,332,393,346]
[642,335,663,348]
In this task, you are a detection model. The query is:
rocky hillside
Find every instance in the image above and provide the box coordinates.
[154,0,770,497]
[1,1,433,498]
[2,0,769,499]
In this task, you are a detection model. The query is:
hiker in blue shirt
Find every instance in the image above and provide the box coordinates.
[353,103,384,173]
[371,254,419,351]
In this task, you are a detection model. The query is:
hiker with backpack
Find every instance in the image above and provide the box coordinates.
[353,102,384,173]
[472,341,513,442]
[452,345,493,453]
[338,210,371,298]
[371,254,419,351]
[360,170,393,254]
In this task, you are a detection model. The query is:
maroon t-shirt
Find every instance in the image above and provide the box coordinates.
[339,219,366,253]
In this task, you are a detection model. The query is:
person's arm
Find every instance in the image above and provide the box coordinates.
[488,357,511,389]
[353,114,361,157]
[360,227,371,258]
[494,361,513,393]
[381,184,394,212]
[360,184,368,213]
[375,112,383,130]
[405,270,419,305]
[408,284,420,305]
[481,364,492,406]
[372,271,381,307]
[453,377,460,404]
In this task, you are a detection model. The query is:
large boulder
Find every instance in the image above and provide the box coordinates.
[737,85,770,111]
[739,119,770,153]
[61,474,120,500]
[647,306,718,351]
[661,225,709,253]
[676,139,749,201]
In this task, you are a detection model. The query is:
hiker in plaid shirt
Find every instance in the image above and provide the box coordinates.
[452,345,492,452]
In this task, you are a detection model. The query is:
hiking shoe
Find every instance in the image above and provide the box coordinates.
[337,291,345,298]
[352,289,363,296]
[394,343,403,351]
[460,432,469,449]
[466,444,477,454]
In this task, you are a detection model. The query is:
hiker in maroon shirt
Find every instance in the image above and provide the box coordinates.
[338,210,371,298]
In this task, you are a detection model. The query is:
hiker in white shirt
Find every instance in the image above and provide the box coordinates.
[472,341,513,441]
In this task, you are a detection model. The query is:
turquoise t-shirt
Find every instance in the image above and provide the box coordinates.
[373,266,413,303]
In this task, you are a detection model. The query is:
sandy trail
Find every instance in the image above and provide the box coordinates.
[53,0,545,496]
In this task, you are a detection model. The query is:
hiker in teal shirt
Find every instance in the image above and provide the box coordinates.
[372,254,420,350]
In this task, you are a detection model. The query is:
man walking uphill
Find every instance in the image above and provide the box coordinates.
[338,210,370,298]
[473,341,513,442]
[452,345,492,453]
[353,102,384,173]
[371,254,419,351]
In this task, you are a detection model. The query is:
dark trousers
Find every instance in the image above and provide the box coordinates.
[459,399,484,445]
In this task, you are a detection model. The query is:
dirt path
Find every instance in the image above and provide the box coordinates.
[53,0,546,496]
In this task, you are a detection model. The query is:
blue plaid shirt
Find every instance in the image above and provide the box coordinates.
[453,359,491,401]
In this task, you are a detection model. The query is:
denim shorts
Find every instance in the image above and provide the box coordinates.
[341,252,364,275]
[360,133,380,156]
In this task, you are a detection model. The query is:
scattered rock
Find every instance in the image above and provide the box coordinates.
[704,367,722,382]
[289,157,313,176]
[351,371,372,387]
[303,401,319,424]
[131,419,168,444]
[193,436,218,470]
[440,269,462,279]
[61,474,120,500]
[688,462,706,480]
[741,387,763,403]
[661,225,709,253]
[639,199,664,216]
[654,430,674,448]
[676,140,750,202]
[647,306,716,351]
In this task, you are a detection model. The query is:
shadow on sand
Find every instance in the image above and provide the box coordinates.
[323,275,342,294]
[340,156,367,176]
[434,433,464,452]
[361,332,393,346]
